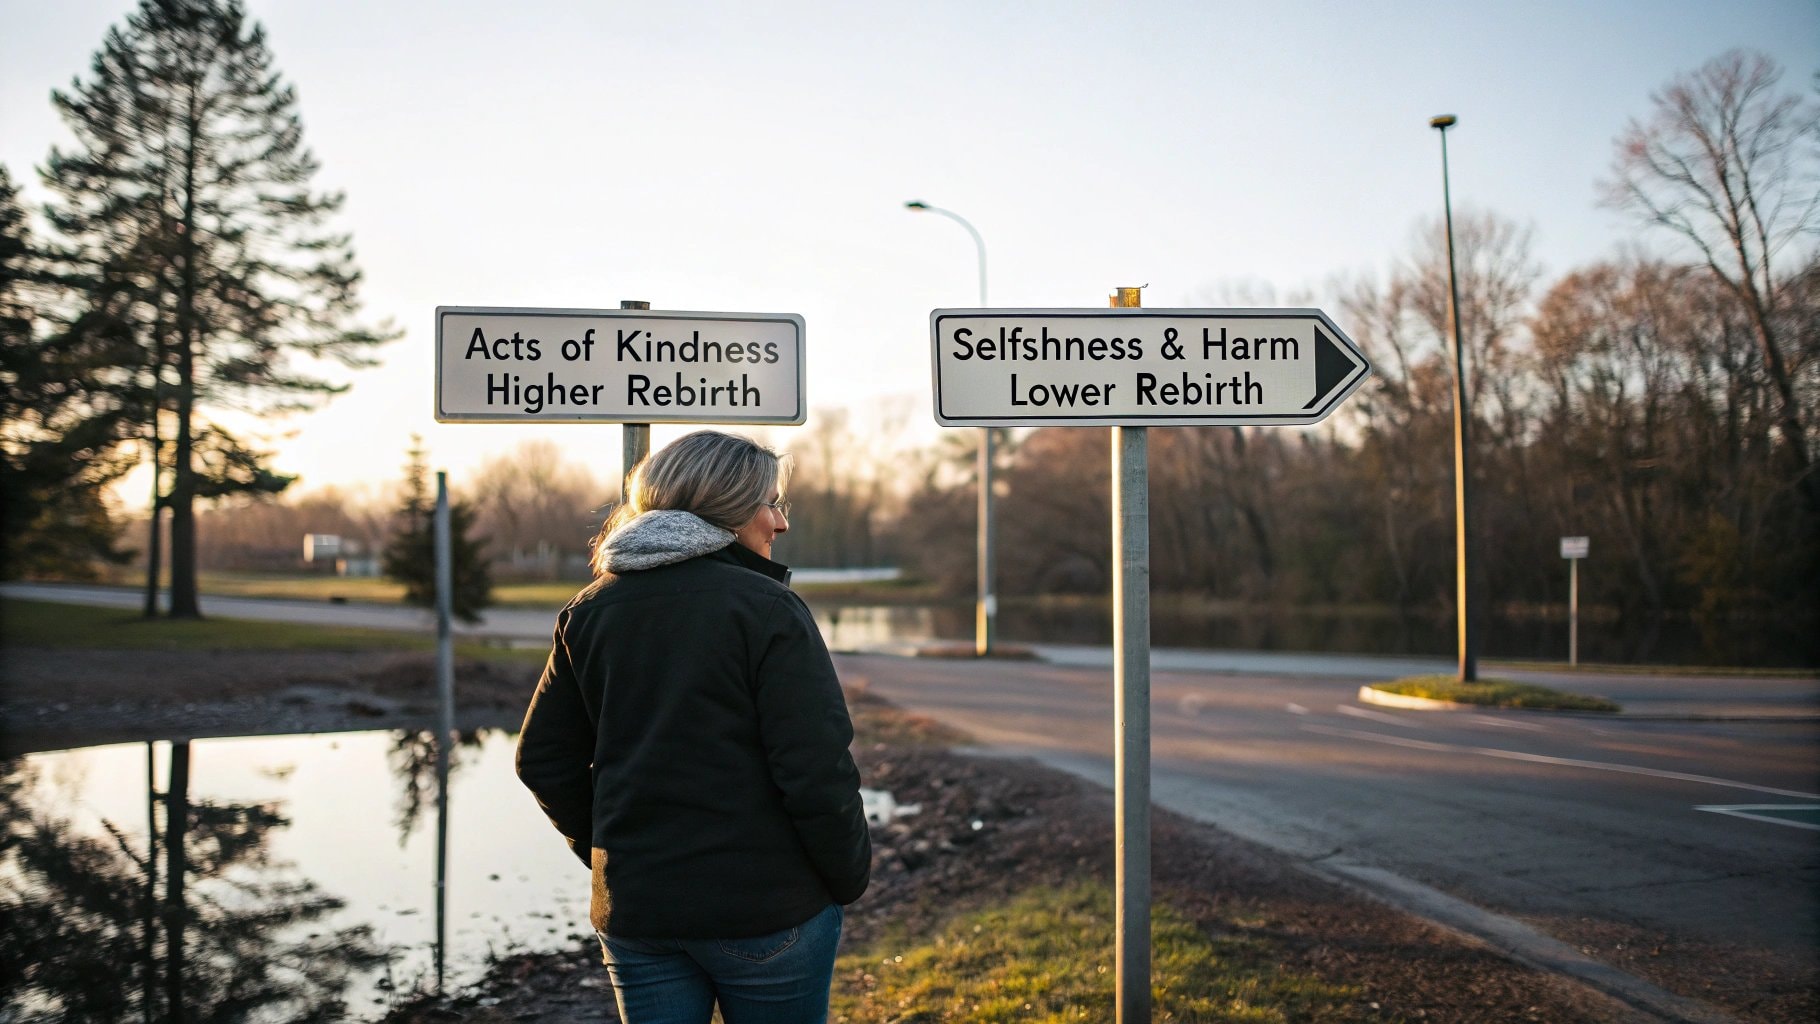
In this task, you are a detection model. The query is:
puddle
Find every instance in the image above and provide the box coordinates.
[4,731,912,1021]
[5,731,587,1020]
[812,605,939,650]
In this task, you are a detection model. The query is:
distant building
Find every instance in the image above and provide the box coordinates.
[337,556,381,578]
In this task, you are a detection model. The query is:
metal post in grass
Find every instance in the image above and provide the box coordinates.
[1561,536,1588,666]
[1109,284,1151,1024]
[434,471,454,990]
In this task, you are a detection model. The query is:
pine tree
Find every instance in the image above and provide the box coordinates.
[0,166,138,579]
[42,0,395,616]
[382,437,492,624]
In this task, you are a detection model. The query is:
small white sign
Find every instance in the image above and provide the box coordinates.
[436,306,805,424]
[929,308,1370,427]
[1561,536,1590,559]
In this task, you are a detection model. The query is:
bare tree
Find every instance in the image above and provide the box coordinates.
[1603,50,1820,506]
[468,439,604,577]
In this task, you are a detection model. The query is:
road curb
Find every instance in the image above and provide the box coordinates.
[1357,685,1471,711]
[1357,685,1819,721]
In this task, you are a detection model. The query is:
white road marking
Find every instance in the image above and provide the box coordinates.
[1285,703,1309,715]
[1300,723,1820,800]
[1468,713,1547,732]
[1337,704,1421,728]
[1694,805,1820,832]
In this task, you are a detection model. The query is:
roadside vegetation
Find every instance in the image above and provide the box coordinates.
[1370,675,1621,712]
[832,882,1355,1023]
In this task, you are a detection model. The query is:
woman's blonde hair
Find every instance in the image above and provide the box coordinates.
[591,430,781,573]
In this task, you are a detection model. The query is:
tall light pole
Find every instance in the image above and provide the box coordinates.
[907,200,997,656]
[1431,114,1479,682]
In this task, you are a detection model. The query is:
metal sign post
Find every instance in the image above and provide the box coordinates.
[1108,286,1150,1023]
[927,295,1371,1024]
[1560,536,1589,666]
[619,301,653,494]
[433,471,454,990]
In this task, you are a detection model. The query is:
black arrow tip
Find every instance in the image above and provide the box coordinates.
[1305,327,1357,410]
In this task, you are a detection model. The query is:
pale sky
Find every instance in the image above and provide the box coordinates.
[3,0,1816,496]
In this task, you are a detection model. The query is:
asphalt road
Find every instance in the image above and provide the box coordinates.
[833,652,1819,1018]
[8,581,1818,1016]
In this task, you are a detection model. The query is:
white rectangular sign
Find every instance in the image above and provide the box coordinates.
[435,306,805,424]
[930,308,1370,426]
[1561,536,1590,559]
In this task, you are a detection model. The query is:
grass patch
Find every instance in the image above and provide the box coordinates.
[0,598,544,667]
[1484,659,1817,679]
[192,571,579,610]
[194,570,408,603]
[794,577,953,606]
[832,882,1357,1023]
[1373,675,1620,712]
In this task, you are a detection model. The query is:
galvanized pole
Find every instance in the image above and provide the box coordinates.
[1110,285,1150,1024]
[621,300,652,493]
[977,428,996,656]
[433,471,454,991]
[1432,114,1479,682]
[905,201,995,655]
[1569,557,1579,667]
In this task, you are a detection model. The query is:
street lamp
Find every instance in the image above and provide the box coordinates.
[1430,114,1479,682]
[906,199,996,656]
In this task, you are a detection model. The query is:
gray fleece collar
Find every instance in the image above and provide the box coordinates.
[599,510,735,572]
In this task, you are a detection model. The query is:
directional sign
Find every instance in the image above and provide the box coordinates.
[436,306,805,424]
[930,308,1370,427]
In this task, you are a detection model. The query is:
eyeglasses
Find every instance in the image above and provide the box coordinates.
[764,499,791,518]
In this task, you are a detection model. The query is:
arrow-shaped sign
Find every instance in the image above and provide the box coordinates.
[1306,327,1366,410]
[929,308,1371,427]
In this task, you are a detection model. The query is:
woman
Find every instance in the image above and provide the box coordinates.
[516,430,870,1024]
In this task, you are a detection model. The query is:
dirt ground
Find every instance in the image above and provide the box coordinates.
[0,647,534,754]
[5,646,1811,1022]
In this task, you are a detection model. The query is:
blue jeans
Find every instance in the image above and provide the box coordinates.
[596,903,843,1024]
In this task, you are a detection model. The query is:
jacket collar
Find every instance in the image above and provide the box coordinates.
[599,509,736,572]
[710,541,792,585]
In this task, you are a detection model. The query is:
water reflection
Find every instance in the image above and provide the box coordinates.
[2,730,593,1021]
[386,729,484,846]
[0,745,388,1022]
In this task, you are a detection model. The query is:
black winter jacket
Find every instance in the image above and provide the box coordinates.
[515,511,870,938]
